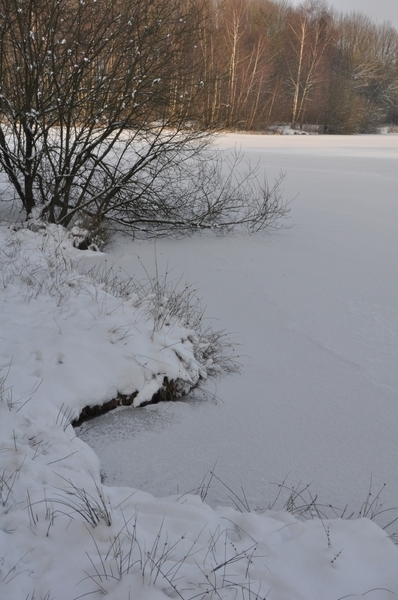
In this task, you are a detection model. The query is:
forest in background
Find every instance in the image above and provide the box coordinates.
[192,0,398,133]
[1,0,398,142]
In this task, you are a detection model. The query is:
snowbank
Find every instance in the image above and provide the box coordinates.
[0,224,210,415]
[0,224,397,600]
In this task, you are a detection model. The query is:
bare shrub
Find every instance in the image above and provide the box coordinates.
[0,0,288,237]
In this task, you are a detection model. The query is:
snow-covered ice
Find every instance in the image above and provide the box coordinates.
[81,134,398,518]
[1,134,398,599]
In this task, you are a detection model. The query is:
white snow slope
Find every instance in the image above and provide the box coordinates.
[1,134,398,600]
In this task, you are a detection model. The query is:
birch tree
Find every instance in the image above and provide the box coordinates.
[286,0,333,128]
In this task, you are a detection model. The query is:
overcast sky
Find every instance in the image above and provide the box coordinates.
[290,0,398,29]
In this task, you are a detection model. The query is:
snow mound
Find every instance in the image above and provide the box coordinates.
[0,224,211,415]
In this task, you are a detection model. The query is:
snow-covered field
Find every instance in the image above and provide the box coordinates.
[1,134,398,599]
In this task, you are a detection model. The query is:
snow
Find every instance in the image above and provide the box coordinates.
[81,134,398,518]
[0,226,206,415]
[1,134,398,599]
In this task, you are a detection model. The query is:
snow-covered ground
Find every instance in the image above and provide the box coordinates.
[81,134,398,518]
[1,134,398,599]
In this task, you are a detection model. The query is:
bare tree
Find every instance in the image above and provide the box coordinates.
[0,0,287,236]
[325,12,398,132]
[286,0,333,128]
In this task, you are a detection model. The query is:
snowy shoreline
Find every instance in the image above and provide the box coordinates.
[82,133,398,517]
[1,134,398,599]
[1,229,397,600]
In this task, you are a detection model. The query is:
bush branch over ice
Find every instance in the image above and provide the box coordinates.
[0,0,287,237]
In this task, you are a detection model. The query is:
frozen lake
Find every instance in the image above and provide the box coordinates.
[79,134,398,523]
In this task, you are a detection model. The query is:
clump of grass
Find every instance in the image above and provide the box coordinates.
[192,470,398,545]
[267,476,398,542]
[84,255,241,380]
[47,476,112,528]
[81,511,265,600]
[24,593,54,600]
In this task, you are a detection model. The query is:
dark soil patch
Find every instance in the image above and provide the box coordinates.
[72,377,190,426]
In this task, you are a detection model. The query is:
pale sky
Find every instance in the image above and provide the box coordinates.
[291,0,398,29]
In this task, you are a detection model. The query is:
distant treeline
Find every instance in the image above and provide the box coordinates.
[1,0,398,134]
[191,0,398,132]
